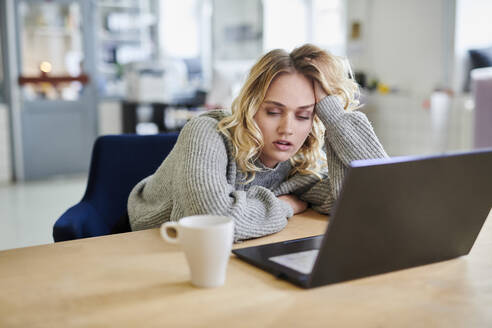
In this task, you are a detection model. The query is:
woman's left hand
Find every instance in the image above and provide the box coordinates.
[278,194,308,215]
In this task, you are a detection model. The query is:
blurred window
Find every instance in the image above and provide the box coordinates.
[312,0,345,55]
[455,0,492,91]
[263,0,308,52]
[263,0,345,54]
[455,0,492,51]
[160,0,200,58]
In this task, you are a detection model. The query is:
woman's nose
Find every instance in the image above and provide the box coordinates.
[278,115,294,135]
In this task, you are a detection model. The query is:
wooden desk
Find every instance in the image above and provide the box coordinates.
[1,209,491,327]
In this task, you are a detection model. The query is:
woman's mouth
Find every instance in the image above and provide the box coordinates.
[273,140,293,151]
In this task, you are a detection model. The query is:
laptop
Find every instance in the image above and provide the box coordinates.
[233,149,492,288]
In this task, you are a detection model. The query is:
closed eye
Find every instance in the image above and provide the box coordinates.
[296,110,313,120]
[266,108,282,115]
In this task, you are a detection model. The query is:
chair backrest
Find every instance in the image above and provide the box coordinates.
[82,133,179,232]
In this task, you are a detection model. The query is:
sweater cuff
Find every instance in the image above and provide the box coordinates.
[278,198,294,219]
[315,95,346,126]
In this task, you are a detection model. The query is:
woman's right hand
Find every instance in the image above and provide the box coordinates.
[278,194,308,215]
[313,80,328,104]
[306,56,329,103]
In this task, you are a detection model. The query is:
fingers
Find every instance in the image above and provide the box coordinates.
[278,194,308,214]
[296,199,308,214]
[306,57,329,103]
[314,80,328,104]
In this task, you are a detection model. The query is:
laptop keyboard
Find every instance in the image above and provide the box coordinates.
[269,249,319,274]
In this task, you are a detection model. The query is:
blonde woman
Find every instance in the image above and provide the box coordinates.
[127,44,388,242]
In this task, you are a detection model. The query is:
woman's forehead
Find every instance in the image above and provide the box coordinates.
[264,72,315,107]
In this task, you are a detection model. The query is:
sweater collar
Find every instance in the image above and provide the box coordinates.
[255,159,287,172]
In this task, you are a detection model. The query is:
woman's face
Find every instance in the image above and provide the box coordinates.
[254,72,315,168]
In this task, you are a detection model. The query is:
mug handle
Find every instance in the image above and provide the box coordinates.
[161,222,179,244]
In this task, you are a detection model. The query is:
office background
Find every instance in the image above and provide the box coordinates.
[0,0,491,250]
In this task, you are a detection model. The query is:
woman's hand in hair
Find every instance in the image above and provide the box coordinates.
[305,56,329,103]
[278,194,308,215]
[313,80,328,104]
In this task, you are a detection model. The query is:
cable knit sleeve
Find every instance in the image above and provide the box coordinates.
[179,117,294,241]
[128,115,293,242]
[275,95,388,214]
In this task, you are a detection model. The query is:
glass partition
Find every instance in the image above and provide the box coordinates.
[18,1,85,101]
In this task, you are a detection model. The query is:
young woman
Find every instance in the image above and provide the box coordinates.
[127,44,388,242]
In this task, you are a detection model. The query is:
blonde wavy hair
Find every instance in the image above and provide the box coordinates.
[217,44,359,182]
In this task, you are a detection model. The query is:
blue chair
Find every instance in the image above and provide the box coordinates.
[53,133,179,242]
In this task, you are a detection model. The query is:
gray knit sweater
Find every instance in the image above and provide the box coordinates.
[128,96,388,242]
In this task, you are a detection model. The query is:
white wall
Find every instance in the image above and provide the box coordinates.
[347,0,454,96]
[345,0,475,156]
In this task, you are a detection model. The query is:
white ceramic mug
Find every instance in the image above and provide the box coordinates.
[161,215,234,288]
